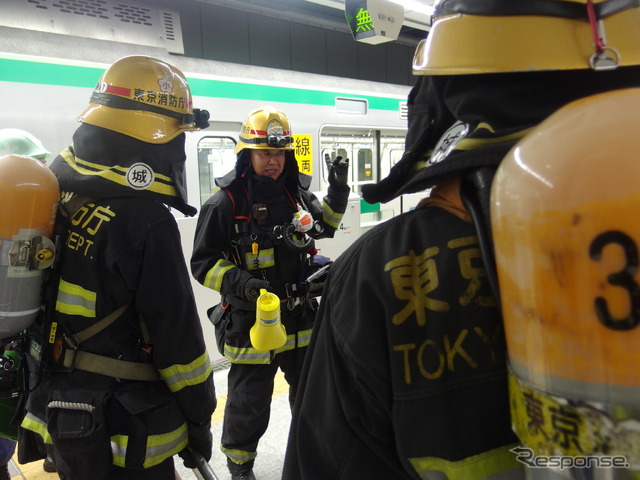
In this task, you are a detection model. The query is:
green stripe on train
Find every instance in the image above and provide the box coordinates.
[0,57,402,111]
[360,199,380,213]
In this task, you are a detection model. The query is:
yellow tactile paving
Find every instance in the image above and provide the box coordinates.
[10,456,56,479]
[11,370,289,478]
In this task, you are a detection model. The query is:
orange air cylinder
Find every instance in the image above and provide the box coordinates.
[491,89,640,464]
[0,154,59,339]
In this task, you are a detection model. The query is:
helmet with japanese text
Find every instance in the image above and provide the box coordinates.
[234,106,294,154]
[77,55,210,144]
[0,128,50,161]
[413,0,640,75]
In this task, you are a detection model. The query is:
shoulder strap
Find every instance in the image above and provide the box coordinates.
[460,167,501,309]
[59,194,99,220]
[224,183,251,222]
[64,303,129,347]
[61,304,161,382]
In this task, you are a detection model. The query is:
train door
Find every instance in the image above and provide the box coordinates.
[320,127,407,234]
[180,129,239,363]
[379,139,429,214]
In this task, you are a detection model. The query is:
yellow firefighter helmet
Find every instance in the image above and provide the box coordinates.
[413,0,640,75]
[77,55,210,144]
[234,106,293,154]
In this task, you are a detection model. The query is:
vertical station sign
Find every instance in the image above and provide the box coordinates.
[293,134,313,175]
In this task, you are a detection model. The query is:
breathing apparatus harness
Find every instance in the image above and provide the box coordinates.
[223,179,327,311]
[225,178,321,256]
[27,194,161,385]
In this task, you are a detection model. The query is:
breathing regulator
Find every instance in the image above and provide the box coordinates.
[273,203,324,253]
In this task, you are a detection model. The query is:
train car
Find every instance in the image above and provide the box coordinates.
[0,22,418,359]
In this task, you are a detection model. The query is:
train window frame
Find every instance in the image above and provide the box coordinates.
[319,126,406,194]
[319,125,407,233]
[196,135,238,207]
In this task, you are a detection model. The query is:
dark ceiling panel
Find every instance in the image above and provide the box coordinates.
[357,42,387,83]
[291,23,327,76]
[386,42,413,86]
[326,29,358,79]
[202,5,251,64]
[248,14,291,70]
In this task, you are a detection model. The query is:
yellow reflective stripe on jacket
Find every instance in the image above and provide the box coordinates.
[321,201,344,229]
[224,329,312,364]
[158,351,213,393]
[245,248,275,270]
[55,278,97,317]
[204,259,236,291]
[409,444,523,480]
[111,423,188,468]
[20,412,53,445]
[144,422,189,468]
[60,148,179,198]
[221,444,257,464]
[111,434,128,467]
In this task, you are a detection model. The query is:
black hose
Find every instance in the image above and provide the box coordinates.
[281,223,315,253]
[460,169,502,312]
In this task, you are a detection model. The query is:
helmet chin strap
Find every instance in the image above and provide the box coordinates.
[89,92,210,128]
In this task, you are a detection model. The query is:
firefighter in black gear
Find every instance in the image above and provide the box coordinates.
[17,55,217,480]
[283,1,640,479]
[191,106,349,480]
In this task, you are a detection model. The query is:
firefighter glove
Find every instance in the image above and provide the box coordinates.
[243,277,270,302]
[326,155,349,187]
[179,420,213,469]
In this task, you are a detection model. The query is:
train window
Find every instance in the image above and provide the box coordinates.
[335,97,368,115]
[320,127,405,194]
[197,136,237,206]
[320,126,407,231]
[357,149,373,183]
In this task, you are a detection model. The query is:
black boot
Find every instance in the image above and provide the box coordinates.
[231,471,256,480]
[43,456,57,472]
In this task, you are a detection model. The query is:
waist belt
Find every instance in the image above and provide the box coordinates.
[223,293,304,312]
[62,349,161,381]
[61,304,161,382]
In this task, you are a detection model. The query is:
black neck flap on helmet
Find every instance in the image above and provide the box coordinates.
[362,65,640,204]
[50,123,198,216]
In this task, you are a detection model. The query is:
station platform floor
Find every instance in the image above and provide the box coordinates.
[8,362,292,480]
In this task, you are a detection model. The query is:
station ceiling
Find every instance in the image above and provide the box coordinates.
[191,0,432,46]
